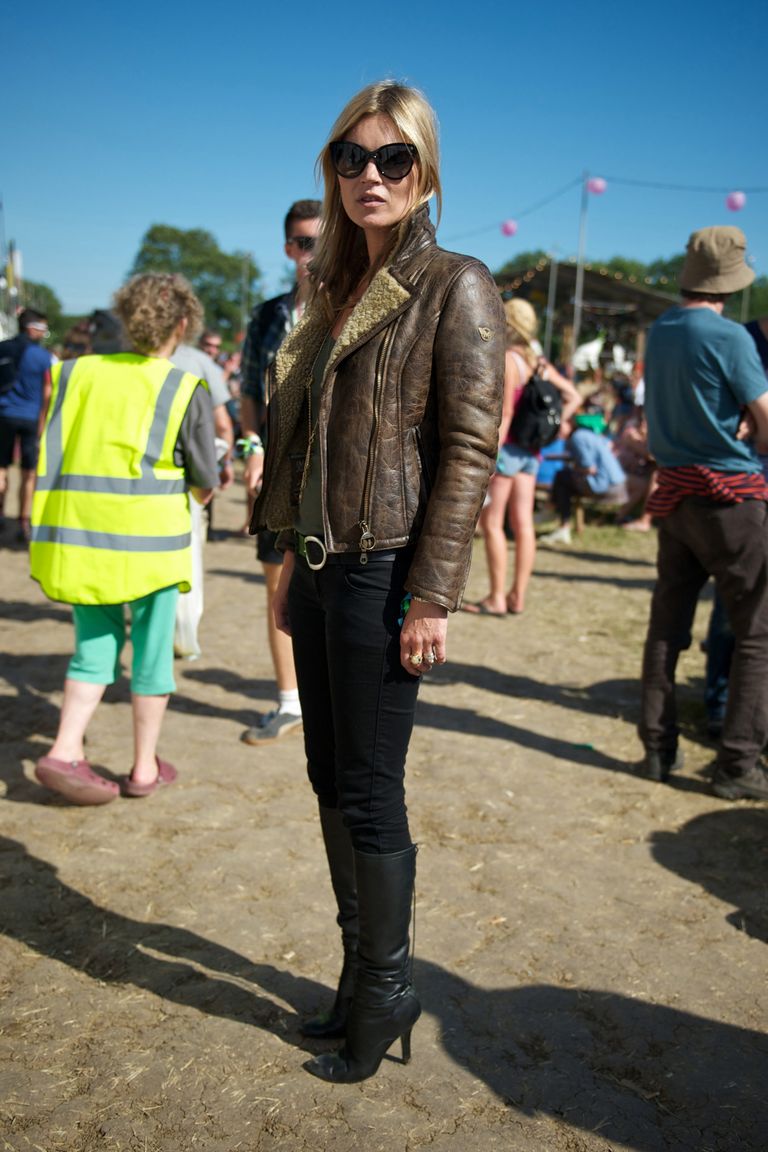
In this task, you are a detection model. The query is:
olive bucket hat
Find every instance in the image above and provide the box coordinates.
[679,225,754,294]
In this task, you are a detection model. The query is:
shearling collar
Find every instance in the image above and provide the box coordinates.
[273,205,436,394]
[260,207,439,530]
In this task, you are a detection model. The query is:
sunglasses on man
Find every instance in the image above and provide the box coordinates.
[330,141,418,181]
[287,236,316,252]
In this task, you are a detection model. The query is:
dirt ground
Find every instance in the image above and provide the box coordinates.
[1,480,766,1152]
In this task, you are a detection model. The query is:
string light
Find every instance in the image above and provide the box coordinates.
[447,173,767,247]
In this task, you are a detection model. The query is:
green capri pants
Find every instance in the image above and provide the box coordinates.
[68,586,179,695]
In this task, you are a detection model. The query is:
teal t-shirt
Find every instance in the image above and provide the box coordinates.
[645,306,767,473]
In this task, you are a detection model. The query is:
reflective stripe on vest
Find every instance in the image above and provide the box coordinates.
[30,354,198,604]
[36,361,187,496]
[30,525,191,550]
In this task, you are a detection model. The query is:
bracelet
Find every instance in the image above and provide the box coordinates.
[412,595,432,604]
[236,436,264,459]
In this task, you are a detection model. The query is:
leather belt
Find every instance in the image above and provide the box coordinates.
[295,531,399,571]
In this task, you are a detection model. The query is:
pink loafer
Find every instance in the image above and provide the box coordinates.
[35,756,119,806]
[121,757,178,798]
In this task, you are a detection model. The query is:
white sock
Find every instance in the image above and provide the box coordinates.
[278,689,301,717]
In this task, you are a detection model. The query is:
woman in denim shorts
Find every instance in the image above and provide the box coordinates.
[465,298,580,615]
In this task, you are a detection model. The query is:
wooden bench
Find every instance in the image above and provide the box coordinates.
[572,493,625,535]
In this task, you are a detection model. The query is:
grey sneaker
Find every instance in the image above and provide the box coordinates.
[257,708,278,729]
[711,762,768,801]
[241,712,302,745]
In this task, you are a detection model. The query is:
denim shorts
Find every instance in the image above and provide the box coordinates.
[496,443,538,478]
[256,528,283,565]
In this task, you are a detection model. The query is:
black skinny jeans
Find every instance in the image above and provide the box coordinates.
[640,497,768,777]
[288,548,420,854]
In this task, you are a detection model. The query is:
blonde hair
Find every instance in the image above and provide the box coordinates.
[503,297,538,367]
[113,273,204,355]
[311,80,442,314]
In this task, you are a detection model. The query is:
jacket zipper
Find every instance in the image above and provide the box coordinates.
[357,333,395,562]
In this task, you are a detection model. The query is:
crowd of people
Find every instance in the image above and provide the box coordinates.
[3,78,768,1086]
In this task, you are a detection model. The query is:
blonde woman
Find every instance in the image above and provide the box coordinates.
[252,80,504,1082]
[31,274,218,805]
[465,298,580,615]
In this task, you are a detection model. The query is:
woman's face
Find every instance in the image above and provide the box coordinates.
[336,114,419,255]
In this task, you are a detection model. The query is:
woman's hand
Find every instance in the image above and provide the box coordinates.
[273,551,295,636]
[400,598,448,677]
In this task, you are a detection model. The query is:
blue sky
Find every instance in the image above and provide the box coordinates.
[4,0,765,316]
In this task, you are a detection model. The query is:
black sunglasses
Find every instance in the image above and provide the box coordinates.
[287,235,316,251]
[330,140,418,181]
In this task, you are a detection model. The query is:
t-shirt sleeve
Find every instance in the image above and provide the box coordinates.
[729,325,768,406]
[175,384,220,488]
[203,359,229,407]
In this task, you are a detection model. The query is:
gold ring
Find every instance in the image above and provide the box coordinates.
[409,653,423,666]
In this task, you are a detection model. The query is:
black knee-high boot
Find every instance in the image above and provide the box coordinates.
[301,806,359,1039]
[304,845,421,1083]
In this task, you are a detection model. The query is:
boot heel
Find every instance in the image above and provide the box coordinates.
[401,1028,413,1064]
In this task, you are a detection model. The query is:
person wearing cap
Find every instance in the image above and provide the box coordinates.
[464,297,580,615]
[538,413,628,546]
[0,308,53,542]
[637,225,768,801]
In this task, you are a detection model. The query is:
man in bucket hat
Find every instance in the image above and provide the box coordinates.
[636,225,768,801]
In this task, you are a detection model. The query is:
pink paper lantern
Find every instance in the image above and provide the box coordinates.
[501,219,518,237]
[587,177,607,195]
[726,190,746,212]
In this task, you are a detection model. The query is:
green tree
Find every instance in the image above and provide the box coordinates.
[494,249,551,282]
[602,256,648,281]
[129,225,262,340]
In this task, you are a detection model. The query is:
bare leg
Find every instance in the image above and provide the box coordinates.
[474,474,512,614]
[263,560,298,693]
[506,471,537,614]
[0,466,8,521]
[48,678,107,761]
[19,468,36,521]
[131,693,170,784]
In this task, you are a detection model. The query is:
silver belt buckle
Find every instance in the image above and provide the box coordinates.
[303,534,327,571]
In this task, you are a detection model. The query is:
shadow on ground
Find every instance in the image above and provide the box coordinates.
[650,807,768,944]
[0,835,328,1046]
[417,958,768,1151]
[3,835,764,1151]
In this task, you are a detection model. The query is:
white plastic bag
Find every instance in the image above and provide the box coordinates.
[174,495,205,659]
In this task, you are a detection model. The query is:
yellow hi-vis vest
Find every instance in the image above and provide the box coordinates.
[30,353,202,605]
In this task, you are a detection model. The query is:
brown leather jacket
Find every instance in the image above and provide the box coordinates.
[252,208,504,611]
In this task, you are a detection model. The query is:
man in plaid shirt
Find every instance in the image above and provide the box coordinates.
[239,199,320,745]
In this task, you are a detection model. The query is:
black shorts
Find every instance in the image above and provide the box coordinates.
[256,528,283,565]
[0,417,39,470]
